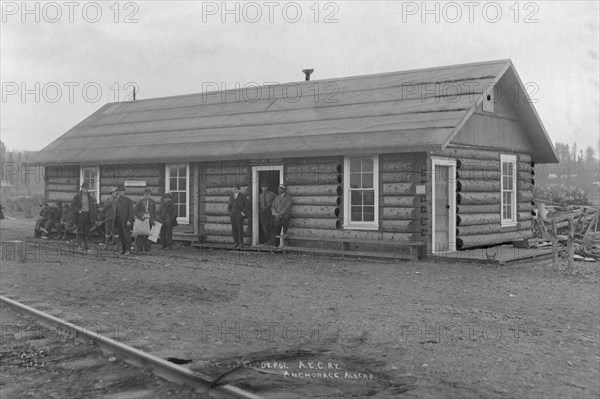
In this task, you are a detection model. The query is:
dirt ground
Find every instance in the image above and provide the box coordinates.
[1,218,599,398]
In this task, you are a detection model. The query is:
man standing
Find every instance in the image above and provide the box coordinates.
[271,184,293,245]
[114,183,135,255]
[71,182,97,251]
[103,187,118,245]
[227,185,248,250]
[158,192,177,250]
[135,188,156,252]
[259,184,276,244]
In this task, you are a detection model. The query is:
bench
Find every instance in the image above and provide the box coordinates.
[276,235,426,261]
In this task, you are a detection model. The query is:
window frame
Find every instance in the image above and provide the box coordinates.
[500,154,517,227]
[79,165,100,203]
[343,155,379,230]
[165,163,190,225]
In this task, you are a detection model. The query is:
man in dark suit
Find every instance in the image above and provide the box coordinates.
[227,185,248,250]
[158,192,178,250]
[114,183,135,255]
[71,182,97,251]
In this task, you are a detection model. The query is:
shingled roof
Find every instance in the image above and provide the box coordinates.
[29,59,558,164]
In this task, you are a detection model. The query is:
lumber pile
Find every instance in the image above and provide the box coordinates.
[532,201,600,263]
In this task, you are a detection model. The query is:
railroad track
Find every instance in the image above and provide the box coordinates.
[0,295,263,399]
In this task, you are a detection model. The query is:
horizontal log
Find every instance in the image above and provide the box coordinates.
[518,202,532,212]
[518,191,534,202]
[381,219,419,232]
[205,186,250,196]
[457,192,500,205]
[101,175,164,187]
[518,211,532,221]
[518,171,534,181]
[517,181,533,191]
[456,169,500,180]
[457,180,501,192]
[205,203,229,216]
[202,173,250,187]
[442,147,531,162]
[381,172,423,183]
[383,196,421,207]
[457,230,534,250]
[285,173,341,185]
[291,196,341,206]
[286,185,342,197]
[46,183,79,193]
[456,159,499,171]
[46,191,76,203]
[457,213,501,226]
[100,164,164,178]
[203,215,231,224]
[457,204,500,214]
[291,206,339,218]
[289,218,340,229]
[285,156,342,165]
[382,183,414,196]
[383,207,421,220]
[518,162,532,171]
[457,220,532,236]
[201,196,229,203]
[287,227,414,242]
[381,161,424,173]
[201,163,249,175]
[205,223,250,236]
[381,153,424,162]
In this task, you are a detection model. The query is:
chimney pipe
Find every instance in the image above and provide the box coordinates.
[302,69,314,81]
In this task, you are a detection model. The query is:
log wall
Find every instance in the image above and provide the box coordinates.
[437,146,535,250]
[45,163,196,233]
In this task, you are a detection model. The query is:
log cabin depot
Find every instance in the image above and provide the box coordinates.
[29,59,558,257]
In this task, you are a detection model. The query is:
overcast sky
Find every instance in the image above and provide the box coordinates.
[1,1,598,155]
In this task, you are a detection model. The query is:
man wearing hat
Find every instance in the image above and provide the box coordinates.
[227,185,248,250]
[102,187,118,245]
[271,184,293,246]
[158,192,177,250]
[114,183,135,255]
[134,188,156,252]
[71,182,98,251]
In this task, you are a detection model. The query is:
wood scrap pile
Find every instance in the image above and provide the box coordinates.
[532,200,599,262]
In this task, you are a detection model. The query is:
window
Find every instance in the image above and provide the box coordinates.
[80,165,100,203]
[500,154,517,226]
[344,155,379,229]
[165,164,190,224]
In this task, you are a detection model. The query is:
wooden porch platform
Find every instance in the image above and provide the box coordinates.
[432,245,553,265]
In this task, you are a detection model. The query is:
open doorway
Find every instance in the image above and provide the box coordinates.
[251,165,284,246]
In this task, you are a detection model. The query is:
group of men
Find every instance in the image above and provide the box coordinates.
[36,182,178,255]
[227,183,293,249]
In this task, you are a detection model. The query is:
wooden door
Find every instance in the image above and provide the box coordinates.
[434,165,450,252]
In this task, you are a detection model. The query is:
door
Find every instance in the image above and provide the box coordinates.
[432,159,456,253]
[251,165,284,246]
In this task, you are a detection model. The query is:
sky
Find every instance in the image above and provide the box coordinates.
[1,0,599,155]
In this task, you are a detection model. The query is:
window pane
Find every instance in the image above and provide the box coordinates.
[169,165,178,176]
[351,191,362,206]
[362,173,373,188]
[179,165,186,176]
[350,158,361,172]
[351,206,362,222]
[362,158,373,172]
[179,205,186,218]
[363,190,375,206]
[363,206,375,222]
[506,177,513,191]
[350,173,361,188]
[178,177,186,190]
[170,178,177,191]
